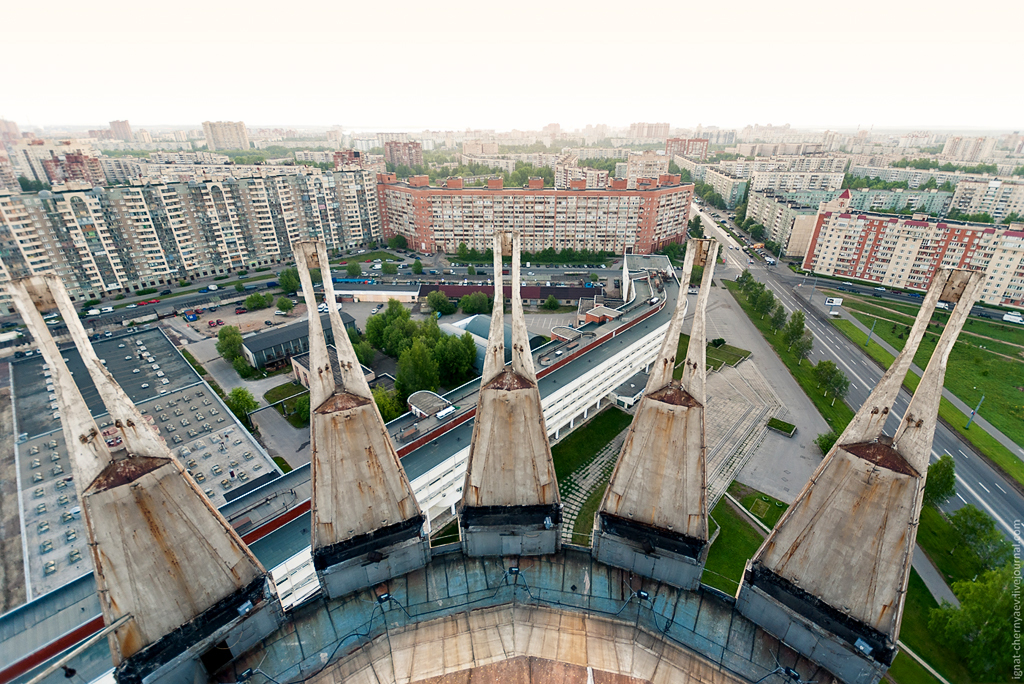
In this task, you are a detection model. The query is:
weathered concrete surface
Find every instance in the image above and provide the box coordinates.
[594,241,718,588]
[737,268,984,682]
[460,231,560,556]
[295,241,427,596]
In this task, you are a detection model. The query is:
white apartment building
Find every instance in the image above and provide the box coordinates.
[625,151,669,188]
[804,192,1024,308]
[750,170,844,193]
[553,160,608,189]
[202,121,250,151]
[951,178,1024,222]
[703,168,748,209]
[3,139,100,185]
[941,136,996,163]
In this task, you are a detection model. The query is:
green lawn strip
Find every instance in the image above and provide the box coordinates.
[551,407,633,483]
[571,473,612,545]
[702,498,765,595]
[897,569,973,684]
[727,481,789,529]
[112,273,282,309]
[832,319,1024,489]
[333,250,406,266]
[180,349,208,375]
[272,456,293,473]
[263,381,306,405]
[430,519,461,546]
[915,505,985,586]
[887,652,942,684]
[675,334,751,374]
[725,281,855,432]
[824,288,1024,348]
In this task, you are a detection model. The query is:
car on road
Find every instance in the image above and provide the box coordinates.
[160,289,172,295]
[126,304,137,308]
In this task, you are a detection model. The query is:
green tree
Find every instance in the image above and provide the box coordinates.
[793,331,814,365]
[427,290,456,316]
[276,297,294,313]
[813,360,839,391]
[235,283,245,293]
[735,270,753,288]
[365,299,415,357]
[924,455,956,507]
[387,235,408,250]
[216,325,244,361]
[467,265,476,276]
[412,259,423,275]
[929,564,1014,680]
[278,268,301,293]
[353,340,375,367]
[543,294,561,310]
[814,430,839,455]
[395,338,439,400]
[827,369,849,406]
[245,293,270,310]
[292,394,310,425]
[382,263,398,275]
[226,387,258,426]
[752,288,776,319]
[17,176,50,192]
[232,355,256,379]
[346,261,362,278]
[460,291,490,314]
[949,505,1013,570]
[769,303,787,333]
[457,242,470,260]
[782,310,806,350]
[372,385,405,422]
[434,333,476,387]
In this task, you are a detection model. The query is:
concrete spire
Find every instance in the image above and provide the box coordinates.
[593,239,717,590]
[736,268,984,684]
[459,229,561,557]
[10,275,275,683]
[294,241,428,598]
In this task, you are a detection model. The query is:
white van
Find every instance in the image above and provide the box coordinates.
[1003,313,1024,324]
[100,306,114,313]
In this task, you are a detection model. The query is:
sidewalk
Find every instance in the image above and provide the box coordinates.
[912,545,960,607]
[814,295,1024,461]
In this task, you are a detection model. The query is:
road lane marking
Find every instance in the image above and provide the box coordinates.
[956,493,967,503]
[995,482,1007,493]
[955,474,1015,537]
[978,482,991,493]
[959,449,968,458]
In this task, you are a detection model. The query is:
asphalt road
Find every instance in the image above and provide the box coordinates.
[699,208,1024,542]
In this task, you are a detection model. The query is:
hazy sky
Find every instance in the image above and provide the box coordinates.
[3,0,1021,132]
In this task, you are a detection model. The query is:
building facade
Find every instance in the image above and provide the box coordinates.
[750,170,844,193]
[703,168,749,208]
[625,151,669,188]
[384,141,424,168]
[744,191,819,256]
[941,136,996,163]
[108,120,132,142]
[0,168,381,307]
[803,191,1024,308]
[628,122,670,139]
[665,138,709,161]
[950,178,1024,222]
[201,120,250,151]
[377,174,693,255]
[553,159,608,189]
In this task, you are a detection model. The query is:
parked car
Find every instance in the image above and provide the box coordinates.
[126,304,137,309]
[265,320,274,326]
[216,319,224,325]
[235,307,247,314]
[274,310,287,316]
[208,321,217,327]
[160,289,172,295]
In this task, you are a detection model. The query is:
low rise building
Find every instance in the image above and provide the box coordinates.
[803,191,1024,308]
[241,311,357,369]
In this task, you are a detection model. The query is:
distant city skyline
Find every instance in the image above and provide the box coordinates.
[3,0,1020,130]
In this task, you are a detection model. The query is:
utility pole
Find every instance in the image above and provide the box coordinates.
[865,318,877,347]
[965,394,985,429]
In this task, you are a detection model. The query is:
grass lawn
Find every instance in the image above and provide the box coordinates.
[888,651,943,684]
[702,498,765,595]
[673,334,751,377]
[766,417,796,436]
[725,281,855,433]
[272,456,293,473]
[832,318,1024,488]
[180,349,208,375]
[551,407,633,483]
[915,504,985,587]
[529,305,579,314]
[430,519,460,546]
[571,473,612,545]
[896,569,973,684]
[727,481,789,529]
[263,381,306,405]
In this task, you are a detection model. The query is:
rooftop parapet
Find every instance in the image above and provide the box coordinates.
[737,268,984,684]
[8,275,275,684]
[459,229,561,556]
[295,241,428,598]
[594,239,718,590]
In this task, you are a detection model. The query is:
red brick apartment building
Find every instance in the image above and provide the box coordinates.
[384,141,423,167]
[376,174,694,255]
[804,191,1024,308]
[666,138,710,161]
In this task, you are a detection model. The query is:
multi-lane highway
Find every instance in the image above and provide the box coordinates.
[698,207,1024,541]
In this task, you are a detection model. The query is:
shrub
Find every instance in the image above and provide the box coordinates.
[136,288,158,296]
[179,280,189,288]
[711,338,726,348]
[114,294,126,300]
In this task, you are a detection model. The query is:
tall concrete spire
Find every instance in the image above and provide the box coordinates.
[459,229,561,556]
[295,241,428,598]
[10,275,277,684]
[737,268,984,684]
[593,239,717,589]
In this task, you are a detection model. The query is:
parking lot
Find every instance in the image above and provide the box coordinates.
[182,301,312,338]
